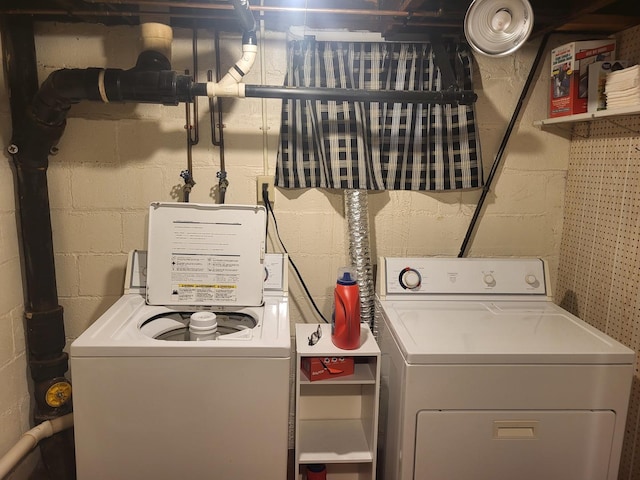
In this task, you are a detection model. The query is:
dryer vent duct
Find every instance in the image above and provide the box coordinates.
[344,190,375,334]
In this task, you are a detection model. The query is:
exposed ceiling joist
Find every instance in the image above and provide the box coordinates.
[0,0,638,41]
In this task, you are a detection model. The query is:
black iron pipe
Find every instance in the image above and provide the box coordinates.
[457,33,551,258]
[104,68,194,104]
[1,15,76,480]
[33,68,104,126]
[243,84,478,104]
[228,0,256,33]
[33,67,195,127]
[12,160,62,310]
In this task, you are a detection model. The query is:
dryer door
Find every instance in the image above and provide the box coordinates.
[414,410,615,480]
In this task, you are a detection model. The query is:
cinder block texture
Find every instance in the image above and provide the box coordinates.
[0,21,577,471]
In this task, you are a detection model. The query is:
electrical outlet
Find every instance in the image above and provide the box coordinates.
[257,175,275,205]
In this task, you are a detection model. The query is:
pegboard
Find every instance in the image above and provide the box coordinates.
[555,61,640,479]
[615,24,640,65]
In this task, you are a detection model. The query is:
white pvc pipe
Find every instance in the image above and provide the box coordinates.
[0,414,74,479]
[206,44,257,98]
[140,22,173,61]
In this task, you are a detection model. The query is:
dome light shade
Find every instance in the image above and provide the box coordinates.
[464,0,534,57]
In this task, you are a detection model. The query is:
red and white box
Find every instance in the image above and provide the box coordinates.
[550,40,616,118]
[301,356,355,381]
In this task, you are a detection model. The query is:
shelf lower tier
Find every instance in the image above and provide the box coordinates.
[298,419,373,464]
[299,362,376,384]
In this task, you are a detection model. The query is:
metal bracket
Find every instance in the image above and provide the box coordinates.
[431,38,458,91]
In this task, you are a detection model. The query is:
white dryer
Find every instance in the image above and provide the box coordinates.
[375,257,635,480]
[71,203,291,480]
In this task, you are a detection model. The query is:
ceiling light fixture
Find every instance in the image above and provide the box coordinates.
[464,0,534,57]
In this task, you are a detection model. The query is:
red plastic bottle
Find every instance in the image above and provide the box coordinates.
[331,267,361,350]
[306,464,326,480]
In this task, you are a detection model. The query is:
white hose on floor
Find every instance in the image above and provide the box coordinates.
[0,413,74,479]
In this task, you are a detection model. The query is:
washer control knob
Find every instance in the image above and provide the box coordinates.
[399,268,422,290]
[483,273,496,286]
[525,274,538,286]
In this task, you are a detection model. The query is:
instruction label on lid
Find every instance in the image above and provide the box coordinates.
[171,253,239,303]
[146,202,266,307]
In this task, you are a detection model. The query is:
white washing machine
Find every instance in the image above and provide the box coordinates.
[71,203,291,480]
[375,257,635,480]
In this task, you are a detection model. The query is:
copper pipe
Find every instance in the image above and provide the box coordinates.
[82,0,451,19]
[0,9,229,20]
[0,8,461,27]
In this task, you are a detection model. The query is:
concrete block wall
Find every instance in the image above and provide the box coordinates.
[0,21,571,477]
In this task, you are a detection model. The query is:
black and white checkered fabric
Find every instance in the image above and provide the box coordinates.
[276,40,483,191]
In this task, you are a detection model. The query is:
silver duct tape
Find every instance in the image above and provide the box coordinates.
[344,189,375,331]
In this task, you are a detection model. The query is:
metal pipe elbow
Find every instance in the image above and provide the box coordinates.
[31,68,104,126]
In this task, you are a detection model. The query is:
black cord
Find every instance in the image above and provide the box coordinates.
[262,183,269,250]
[261,187,329,323]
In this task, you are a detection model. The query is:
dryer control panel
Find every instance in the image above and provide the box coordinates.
[378,257,547,297]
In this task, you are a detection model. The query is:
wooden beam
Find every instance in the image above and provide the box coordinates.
[532,0,622,35]
[556,13,640,33]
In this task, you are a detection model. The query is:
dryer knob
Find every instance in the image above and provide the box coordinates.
[400,268,422,290]
[525,274,538,286]
[483,273,496,286]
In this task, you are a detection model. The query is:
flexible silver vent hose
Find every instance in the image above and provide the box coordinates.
[344,189,375,335]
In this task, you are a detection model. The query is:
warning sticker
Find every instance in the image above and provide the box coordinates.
[170,255,240,302]
[173,283,237,303]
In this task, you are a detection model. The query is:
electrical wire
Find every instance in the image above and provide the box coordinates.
[261,186,329,323]
[264,186,269,248]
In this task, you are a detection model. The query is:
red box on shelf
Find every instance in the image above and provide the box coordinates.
[550,40,616,118]
[301,356,355,381]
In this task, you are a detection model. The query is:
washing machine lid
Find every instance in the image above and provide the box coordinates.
[380,300,635,365]
[146,202,266,307]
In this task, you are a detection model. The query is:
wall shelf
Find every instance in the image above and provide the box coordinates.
[534,105,640,138]
[534,105,640,126]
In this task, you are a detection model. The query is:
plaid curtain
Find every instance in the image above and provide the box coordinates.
[275,39,483,191]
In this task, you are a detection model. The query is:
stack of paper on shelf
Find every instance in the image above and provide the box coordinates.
[605,65,640,109]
